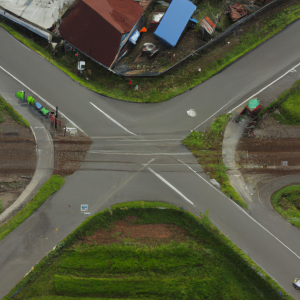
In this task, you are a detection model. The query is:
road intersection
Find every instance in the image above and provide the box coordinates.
[1,19,300,298]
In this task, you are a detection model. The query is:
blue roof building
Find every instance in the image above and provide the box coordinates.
[154,0,196,48]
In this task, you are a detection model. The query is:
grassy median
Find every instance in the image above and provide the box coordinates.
[0,0,299,102]
[4,203,291,299]
[183,114,247,209]
[271,185,300,229]
[0,175,65,241]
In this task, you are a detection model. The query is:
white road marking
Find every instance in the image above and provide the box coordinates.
[178,159,300,261]
[0,65,86,135]
[147,167,195,206]
[177,159,224,196]
[90,102,136,136]
[193,90,245,130]
[193,61,300,130]
[228,62,300,113]
[88,151,192,156]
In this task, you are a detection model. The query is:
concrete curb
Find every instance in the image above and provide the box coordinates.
[257,174,300,211]
[222,116,253,204]
[0,93,54,224]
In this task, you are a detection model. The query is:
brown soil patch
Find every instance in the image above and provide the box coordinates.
[0,114,36,177]
[119,29,204,74]
[81,217,190,246]
[0,113,35,212]
[236,113,300,191]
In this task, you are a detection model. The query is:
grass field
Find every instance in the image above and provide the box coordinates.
[4,204,291,299]
[0,1,299,103]
[271,185,300,229]
[183,114,247,209]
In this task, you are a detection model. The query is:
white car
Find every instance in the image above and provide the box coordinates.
[293,278,300,290]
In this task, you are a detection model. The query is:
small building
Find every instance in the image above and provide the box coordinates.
[59,0,144,69]
[154,0,196,48]
[199,17,216,41]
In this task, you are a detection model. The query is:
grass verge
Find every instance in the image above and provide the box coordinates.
[0,0,300,102]
[3,206,291,299]
[271,185,300,229]
[111,200,182,210]
[0,95,29,127]
[183,114,247,209]
[258,78,300,125]
[0,175,65,241]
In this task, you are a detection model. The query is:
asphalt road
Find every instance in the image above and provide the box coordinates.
[1,19,300,298]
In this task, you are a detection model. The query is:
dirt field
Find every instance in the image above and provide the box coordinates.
[118,29,205,75]
[80,216,191,246]
[0,114,36,210]
[236,113,300,191]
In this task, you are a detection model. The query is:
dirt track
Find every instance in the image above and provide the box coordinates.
[236,114,300,191]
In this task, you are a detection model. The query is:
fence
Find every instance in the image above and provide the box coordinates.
[121,0,292,78]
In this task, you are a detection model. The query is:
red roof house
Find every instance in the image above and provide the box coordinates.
[59,0,144,68]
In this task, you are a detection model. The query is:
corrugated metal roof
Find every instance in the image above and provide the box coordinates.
[154,0,196,48]
[0,0,74,29]
[82,0,143,33]
[59,0,143,67]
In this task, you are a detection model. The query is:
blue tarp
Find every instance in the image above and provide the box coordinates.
[154,0,196,48]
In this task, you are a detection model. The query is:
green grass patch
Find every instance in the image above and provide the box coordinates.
[0,175,65,241]
[0,199,3,214]
[111,201,181,210]
[56,243,204,276]
[183,114,247,209]
[4,207,291,300]
[1,1,300,103]
[258,78,300,124]
[271,185,300,229]
[53,275,208,298]
[28,297,158,300]
[0,95,29,127]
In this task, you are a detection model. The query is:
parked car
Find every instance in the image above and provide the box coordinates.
[293,278,300,290]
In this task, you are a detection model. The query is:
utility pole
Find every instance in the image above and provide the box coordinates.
[55,106,58,130]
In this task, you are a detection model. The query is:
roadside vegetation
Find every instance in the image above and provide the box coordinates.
[259,78,300,125]
[0,0,299,103]
[4,201,291,299]
[0,95,29,127]
[0,175,65,242]
[183,114,247,209]
[271,185,300,229]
